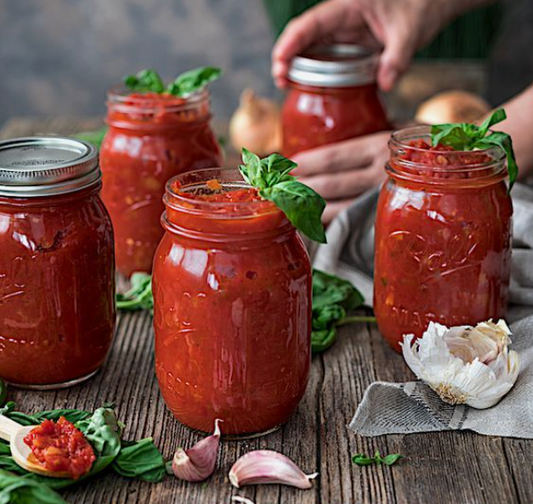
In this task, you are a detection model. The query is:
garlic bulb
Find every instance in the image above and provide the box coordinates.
[229,89,282,156]
[229,450,318,489]
[171,419,221,482]
[415,90,491,124]
[402,320,519,409]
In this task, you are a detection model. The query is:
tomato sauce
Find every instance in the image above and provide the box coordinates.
[24,417,95,479]
[374,128,512,350]
[153,169,312,435]
[100,89,222,276]
[282,45,389,157]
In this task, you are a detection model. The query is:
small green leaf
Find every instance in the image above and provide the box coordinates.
[112,438,167,482]
[124,69,165,93]
[167,66,222,96]
[116,273,153,312]
[261,181,326,243]
[474,132,518,190]
[352,453,375,466]
[477,108,506,138]
[352,451,403,467]
[380,453,403,466]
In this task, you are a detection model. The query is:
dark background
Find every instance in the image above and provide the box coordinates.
[0,0,531,127]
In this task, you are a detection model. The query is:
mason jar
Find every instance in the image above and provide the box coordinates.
[282,44,390,157]
[0,137,116,388]
[374,126,513,350]
[100,88,222,276]
[153,168,312,436]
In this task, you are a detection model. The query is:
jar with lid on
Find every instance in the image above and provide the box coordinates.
[374,126,513,350]
[153,168,312,436]
[100,89,222,276]
[282,44,390,157]
[0,137,116,388]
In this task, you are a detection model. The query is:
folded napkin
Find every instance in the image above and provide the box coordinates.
[313,183,533,437]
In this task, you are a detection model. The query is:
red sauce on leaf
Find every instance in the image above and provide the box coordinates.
[24,417,96,479]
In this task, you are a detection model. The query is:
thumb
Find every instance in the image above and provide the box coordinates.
[377,30,415,92]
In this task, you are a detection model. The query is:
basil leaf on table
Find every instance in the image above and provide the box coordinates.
[112,438,167,483]
[0,469,69,504]
[166,66,222,97]
[123,69,165,93]
[352,451,402,467]
[431,108,518,189]
[116,273,153,312]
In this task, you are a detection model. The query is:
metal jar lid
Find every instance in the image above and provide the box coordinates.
[288,44,379,88]
[0,137,101,198]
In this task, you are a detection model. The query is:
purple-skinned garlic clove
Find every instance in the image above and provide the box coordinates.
[172,419,222,482]
[229,450,318,489]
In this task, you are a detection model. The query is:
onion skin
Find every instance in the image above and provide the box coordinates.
[230,89,282,156]
[415,90,491,125]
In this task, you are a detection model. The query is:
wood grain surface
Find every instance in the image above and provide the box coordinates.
[1,117,531,504]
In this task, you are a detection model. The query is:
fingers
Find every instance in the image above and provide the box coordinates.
[323,199,354,224]
[272,0,359,88]
[300,166,382,200]
[377,29,414,91]
[292,132,391,176]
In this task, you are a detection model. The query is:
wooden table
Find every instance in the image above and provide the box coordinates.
[1,117,532,504]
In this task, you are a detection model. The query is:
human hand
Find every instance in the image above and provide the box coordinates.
[272,0,460,91]
[293,131,392,223]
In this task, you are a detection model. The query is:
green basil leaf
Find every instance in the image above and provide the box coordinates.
[311,328,337,353]
[312,304,346,331]
[167,66,222,97]
[474,132,518,190]
[124,69,165,93]
[431,124,472,150]
[312,270,364,311]
[477,108,506,138]
[112,438,167,482]
[261,181,326,243]
[239,148,264,188]
[351,454,375,466]
[380,453,403,466]
[116,273,153,312]
[0,469,69,504]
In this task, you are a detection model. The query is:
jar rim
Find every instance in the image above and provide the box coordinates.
[107,85,210,113]
[389,125,506,172]
[165,167,280,219]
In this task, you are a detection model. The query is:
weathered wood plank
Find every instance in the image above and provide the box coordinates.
[1,117,532,504]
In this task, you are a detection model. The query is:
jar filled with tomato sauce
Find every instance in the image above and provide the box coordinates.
[374,126,513,350]
[0,137,116,388]
[153,168,312,436]
[100,89,222,276]
[282,44,390,157]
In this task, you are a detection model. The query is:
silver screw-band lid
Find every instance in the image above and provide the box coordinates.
[288,44,379,88]
[0,136,101,197]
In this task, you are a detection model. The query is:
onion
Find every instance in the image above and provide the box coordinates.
[415,90,491,125]
[229,89,282,156]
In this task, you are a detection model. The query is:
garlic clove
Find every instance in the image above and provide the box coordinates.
[402,320,520,409]
[172,419,222,482]
[229,450,318,489]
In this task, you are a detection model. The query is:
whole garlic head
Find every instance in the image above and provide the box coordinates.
[402,320,520,409]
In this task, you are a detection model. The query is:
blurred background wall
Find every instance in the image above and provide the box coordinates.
[0,0,531,127]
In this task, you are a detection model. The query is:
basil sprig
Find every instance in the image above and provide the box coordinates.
[123,67,222,97]
[431,108,518,189]
[239,149,327,243]
[352,451,402,467]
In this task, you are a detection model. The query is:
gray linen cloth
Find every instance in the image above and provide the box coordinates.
[313,183,533,437]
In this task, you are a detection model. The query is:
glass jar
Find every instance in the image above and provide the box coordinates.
[374,126,513,350]
[282,44,390,157]
[100,89,222,277]
[153,168,312,436]
[0,137,116,388]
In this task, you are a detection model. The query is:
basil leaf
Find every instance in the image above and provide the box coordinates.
[239,148,264,188]
[167,66,222,97]
[312,270,364,311]
[351,454,375,466]
[74,127,108,149]
[312,304,346,331]
[380,453,403,466]
[474,132,518,190]
[116,273,153,312]
[261,180,326,243]
[124,69,165,93]
[311,328,337,354]
[430,108,518,190]
[0,402,91,427]
[0,469,69,504]
[112,438,166,483]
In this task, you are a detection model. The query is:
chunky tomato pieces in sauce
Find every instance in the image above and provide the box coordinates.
[24,417,96,479]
